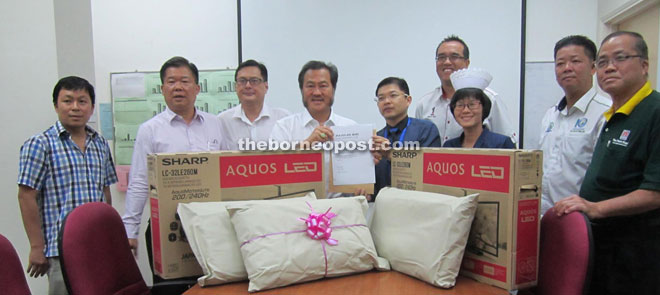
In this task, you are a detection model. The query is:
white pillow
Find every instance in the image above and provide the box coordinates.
[177,193,317,287]
[370,187,478,288]
[227,196,389,292]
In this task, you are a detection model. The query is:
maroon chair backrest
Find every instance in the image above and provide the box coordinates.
[537,208,593,295]
[0,234,31,295]
[58,202,150,295]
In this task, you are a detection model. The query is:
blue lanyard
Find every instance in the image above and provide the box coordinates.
[384,118,411,143]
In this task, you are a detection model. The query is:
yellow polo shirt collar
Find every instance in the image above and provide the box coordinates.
[604,81,652,120]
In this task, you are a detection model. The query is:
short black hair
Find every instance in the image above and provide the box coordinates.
[298,60,338,90]
[554,35,598,61]
[375,77,410,96]
[436,35,470,59]
[235,59,268,82]
[600,31,648,60]
[52,76,95,105]
[160,56,199,84]
[449,88,491,122]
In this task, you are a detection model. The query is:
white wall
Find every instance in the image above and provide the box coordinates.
[526,0,600,62]
[242,0,523,131]
[0,1,59,294]
[90,0,238,285]
[54,0,96,81]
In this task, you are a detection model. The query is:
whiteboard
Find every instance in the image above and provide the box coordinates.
[241,0,522,130]
[522,62,563,149]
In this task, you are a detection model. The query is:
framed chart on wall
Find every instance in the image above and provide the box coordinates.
[110,70,239,166]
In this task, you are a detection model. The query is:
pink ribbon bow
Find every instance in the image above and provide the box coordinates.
[299,202,338,246]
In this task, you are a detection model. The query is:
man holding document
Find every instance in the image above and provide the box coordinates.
[372,77,441,197]
[271,60,371,198]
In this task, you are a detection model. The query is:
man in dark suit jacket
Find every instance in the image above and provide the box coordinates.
[371,77,441,198]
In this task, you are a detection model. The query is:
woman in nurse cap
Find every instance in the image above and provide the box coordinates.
[443,68,515,148]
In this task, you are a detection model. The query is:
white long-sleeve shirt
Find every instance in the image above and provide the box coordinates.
[122,108,225,238]
[415,86,517,145]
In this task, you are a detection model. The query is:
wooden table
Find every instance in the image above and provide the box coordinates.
[183,271,509,294]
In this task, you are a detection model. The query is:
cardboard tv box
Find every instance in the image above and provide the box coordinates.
[391,148,542,290]
[148,150,326,279]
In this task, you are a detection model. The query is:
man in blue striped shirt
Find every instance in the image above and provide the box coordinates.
[17,76,118,295]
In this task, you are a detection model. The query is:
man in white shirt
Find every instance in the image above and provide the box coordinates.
[218,59,290,150]
[415,35,517,145]
[122,56,224,290]
[539,35,610,214]
[270,61,356,198]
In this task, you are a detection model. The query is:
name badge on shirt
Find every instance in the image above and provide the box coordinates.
[607,129,631,148]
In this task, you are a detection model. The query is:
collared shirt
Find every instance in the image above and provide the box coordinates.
[218,103,290,150]
[604,81,653,120]
[539,87,611,214]
[18,121,118,257]
[384,116,410,143]
[270,110,357,198]
[122,108,225,238]
[580,81,660,224]
[415,86,517,145]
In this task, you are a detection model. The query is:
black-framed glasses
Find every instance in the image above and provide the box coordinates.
[455,101,481,110]
[374,91,409,103]
[236,78,263,86]
[435,54,466,62]
[595,54,643,69]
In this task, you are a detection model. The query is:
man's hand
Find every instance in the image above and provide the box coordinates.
[370,150,383,165]
[27,246,48,277]
[354,188,373,202]
[305,125,334,144]
[128,238,139,258]
[18,185,49,277]
[370,135,391,165]
[553,195,602,219]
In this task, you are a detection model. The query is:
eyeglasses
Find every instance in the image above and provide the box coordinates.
[454,101,481,110]
[374,92,409,103]
[595,54,643,69]
[436,54,466,62]
[236,78,263,86]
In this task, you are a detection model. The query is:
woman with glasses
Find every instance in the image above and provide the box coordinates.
[443,70,516,149]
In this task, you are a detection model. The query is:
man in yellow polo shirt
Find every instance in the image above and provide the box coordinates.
[554,31,660,295]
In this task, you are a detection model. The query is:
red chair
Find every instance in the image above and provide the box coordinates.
[0,233,31,295]
[537,208,593,295]
[58,202,150,295]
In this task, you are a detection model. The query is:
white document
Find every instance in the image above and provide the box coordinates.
[111,72,146,99]
[331,124,375,185]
